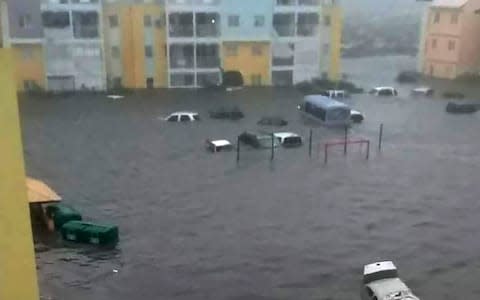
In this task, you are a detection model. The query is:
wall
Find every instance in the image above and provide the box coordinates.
[222,42,271,86]
[13,44,45,91]
[5,0,43,39]
[0,48,39,300]
[458,0,480,74]
[221,0,273,41]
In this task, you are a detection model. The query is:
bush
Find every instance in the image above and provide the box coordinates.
[455,72,480,83]
[396,71,420,83]
[443,91,465,99]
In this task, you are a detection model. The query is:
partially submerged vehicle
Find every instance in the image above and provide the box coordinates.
[351,109,365,123]
[446,102,479,114]
[320,90,349,99]
[362,261,420,300]
[443,91,465,99]
[257,116,288,126]
[369,87,398,96]
[238,131,280,149]
[209,107,244,120]
[164,112,200,122]
[61,221,119,246]
[299,95,351,127]
[206,139,233,152]
[411,87,434,97]
[273,132,303,148]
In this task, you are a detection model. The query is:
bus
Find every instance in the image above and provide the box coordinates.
[300,95,351,127]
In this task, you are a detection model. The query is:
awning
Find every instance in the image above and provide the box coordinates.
[26,177,62,204]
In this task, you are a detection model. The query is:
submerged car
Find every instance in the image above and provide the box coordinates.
[350,110,364,123]
[411,87,434,97]
[257,116,288,126]
[209,107,244,120]
[273,132,303,148]
[369,87,398,96]
[206,139,233,152]
[320,90,349,99]
[238,131,280,149]
[362,261,420,300]
[446,102,478,114]
[165,112,200,122]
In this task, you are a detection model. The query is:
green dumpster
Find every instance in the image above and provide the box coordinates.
[46,204,82,230]
[61,221,119,246]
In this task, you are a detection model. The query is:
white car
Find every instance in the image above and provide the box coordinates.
[206,139,233,152]
[273,132,303,147]
[165,112,200,122]
[369,87,398,96]
[411,87,434,97]
[351,110,364,123]
[321,90,349,99]
[362,261,420,300]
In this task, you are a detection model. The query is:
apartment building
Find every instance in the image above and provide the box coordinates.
[41,0,106,91]
[0,0,46,91]
[103,0,167,89]
[420,0,480,79]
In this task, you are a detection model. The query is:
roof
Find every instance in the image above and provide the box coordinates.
[171,111,198,115]
[364,261,397,275]
[273,132,300,139]
[303,95,350,109]
[367,278,412,300]
[26,177,62,204]
[412,87,433,92]
[432,0,469,8]
[373,86,396,90]
[209,139,232,147]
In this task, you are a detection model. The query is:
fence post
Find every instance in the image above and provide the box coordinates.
[378,123,384,151]
[236,136,240,163]
[271,133,274,161]
[308,129,313,158]
[366,140,370,160]
[324,144,328,164]
[344,125,348,155]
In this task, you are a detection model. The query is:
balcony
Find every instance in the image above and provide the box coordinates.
[170,44,194,69]
[272,43,294,66]
[196,13,220,37]
[276,0,296,5]
[72,11,99,39]
[169,13,194,37]
[274,25,295,37]
[297,13,318,36]
[196,44,220,68]
[273,14,295,37]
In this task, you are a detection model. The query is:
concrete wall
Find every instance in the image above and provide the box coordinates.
[0,48,39,300]
[222,41,271,86]
[6,0,43,39]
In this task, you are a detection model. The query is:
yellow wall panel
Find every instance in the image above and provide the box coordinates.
[13,44,45,91]
[325,6,343,81]
[0,48,39,300]
[222,42,271,86]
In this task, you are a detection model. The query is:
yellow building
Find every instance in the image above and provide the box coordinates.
[0,48,40,300]
[12,44,46,91]
[222,42,271,86]
[323,5,343,82]
[104,3,167,89]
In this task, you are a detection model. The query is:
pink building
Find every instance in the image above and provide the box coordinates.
[421,0,480,79]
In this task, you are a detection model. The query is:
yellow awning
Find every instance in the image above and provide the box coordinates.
[26,177,61,204]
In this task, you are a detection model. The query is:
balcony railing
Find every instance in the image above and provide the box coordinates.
[273,25,295,37]
[169,25,194,37]
[196,24,220,37]
[273,57,294,66]
[196,56,220,68]
[297,24,317,36]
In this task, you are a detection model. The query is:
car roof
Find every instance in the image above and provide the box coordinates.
[274,132,300,138]
[304,95,350,109]
[374,86,396,90]
[209,139,231,147]
[413,87,432,92]
[171,111,198,115]
[366,278,411,300]
[364,261,397,275]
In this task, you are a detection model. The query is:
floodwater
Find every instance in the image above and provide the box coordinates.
[21,56,480,300]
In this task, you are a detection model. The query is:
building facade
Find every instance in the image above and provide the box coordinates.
[41,0,106,91]
[0,0,45,91]
[420,0,480,79]
[103,0,167,89]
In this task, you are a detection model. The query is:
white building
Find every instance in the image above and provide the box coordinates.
[41,0,106,91]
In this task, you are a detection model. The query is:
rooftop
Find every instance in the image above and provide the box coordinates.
[304,95,350,109]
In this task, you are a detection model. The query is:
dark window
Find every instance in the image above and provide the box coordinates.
[254,15,265,27]
[324,15,331,26]
[167,115,178,122]
[42,11,70,28]
[19,14,32,28]
[72,11,99,38]
[305,103,327,121]
[112,77,122,89]
[144,15,152,27]
[193,115,200,121]
[155,16,165,28]
[145,45,153,58]
[146,78,154,88]
[378,89,393,96]
[109,15,118,27]
[180,115,191,122]
[228,15,239,27]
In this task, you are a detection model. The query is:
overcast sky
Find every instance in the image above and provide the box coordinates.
[344,0,428,17]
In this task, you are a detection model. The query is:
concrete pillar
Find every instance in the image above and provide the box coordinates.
[0,48,40,300]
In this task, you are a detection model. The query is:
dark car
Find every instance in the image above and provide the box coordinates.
[257,116,288,126]
[209,107,244,120]
[238,132,280,149]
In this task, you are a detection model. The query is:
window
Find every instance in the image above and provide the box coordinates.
[180,115,191,122]
[145,45,153,58]
[144,15,152,27]
[155,16,165,28]
[146,78,154,88]
[111,46,120,58]
[254,15,265,27]
[167,115,178,122]
[432,38,437,49]
[112,77,122,89]
[434,12,440,23]
[109,15,118,28]
[228,15,239,27]
[252,45,263,56]
[324,15,331,26]
[225,44,238,56]
[451,13,459,24]
[448,40,456,51]
[19,14,32,28]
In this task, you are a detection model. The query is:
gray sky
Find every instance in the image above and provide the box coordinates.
[344,0,428,17]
